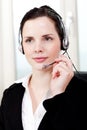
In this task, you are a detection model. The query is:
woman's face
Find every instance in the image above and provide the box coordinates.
[22,16,61,70]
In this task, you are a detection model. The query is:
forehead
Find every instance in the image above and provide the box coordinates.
[23,16,56,33]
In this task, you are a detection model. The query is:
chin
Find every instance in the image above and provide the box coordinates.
[33,65,43,70]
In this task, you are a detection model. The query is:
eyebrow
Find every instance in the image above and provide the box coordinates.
[42,34,54,37]
[23,36,33,39]
[23,34,54,39]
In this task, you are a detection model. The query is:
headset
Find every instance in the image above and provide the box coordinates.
[18,6,80,74]
[59,19,69,51]
[18,8,69,54]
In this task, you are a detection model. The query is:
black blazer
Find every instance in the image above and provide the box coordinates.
[0,75,87,130]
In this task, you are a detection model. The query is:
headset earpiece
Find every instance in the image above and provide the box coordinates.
[62,36,69,50]
[18,30,25,54]
[18,43,24,54]
[60,19,69,51]
[18,44,23,54]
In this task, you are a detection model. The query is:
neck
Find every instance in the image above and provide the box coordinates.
[28,70,52,113]
[30,69,52,89]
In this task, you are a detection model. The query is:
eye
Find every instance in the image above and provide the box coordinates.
[25,37,33,43]
[45,36,53,41]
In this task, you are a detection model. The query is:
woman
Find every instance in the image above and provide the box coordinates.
[0,5,86,130]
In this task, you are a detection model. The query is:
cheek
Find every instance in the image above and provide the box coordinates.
[49,44,61,57]
[23,44,32,55]
[24,47,32,61]
[50,49,58,58]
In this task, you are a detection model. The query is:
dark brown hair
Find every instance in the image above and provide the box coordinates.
[19,5,69,51]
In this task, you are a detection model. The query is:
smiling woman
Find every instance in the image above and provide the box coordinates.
[13,0,61,79]
[0,5,87,130]
[21,16,61,70]
[12,0,86,79]
[0,0,86,98]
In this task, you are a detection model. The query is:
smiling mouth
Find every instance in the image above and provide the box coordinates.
[33,57,47,63]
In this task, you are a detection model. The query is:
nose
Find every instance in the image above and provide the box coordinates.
[34,41,43,53]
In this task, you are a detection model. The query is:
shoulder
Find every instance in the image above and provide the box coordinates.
[0,83,25,106]
[65,74,87,96]
[3,83,25,96]
[0,76,28,106]
[2,74,31,98]
[3,76,26,96]
[66,73,87,91]
[73,71,87,85]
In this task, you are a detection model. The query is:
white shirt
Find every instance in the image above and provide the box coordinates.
[15,74,46,130]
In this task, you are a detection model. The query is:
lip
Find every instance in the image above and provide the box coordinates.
[33,57,48,63]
